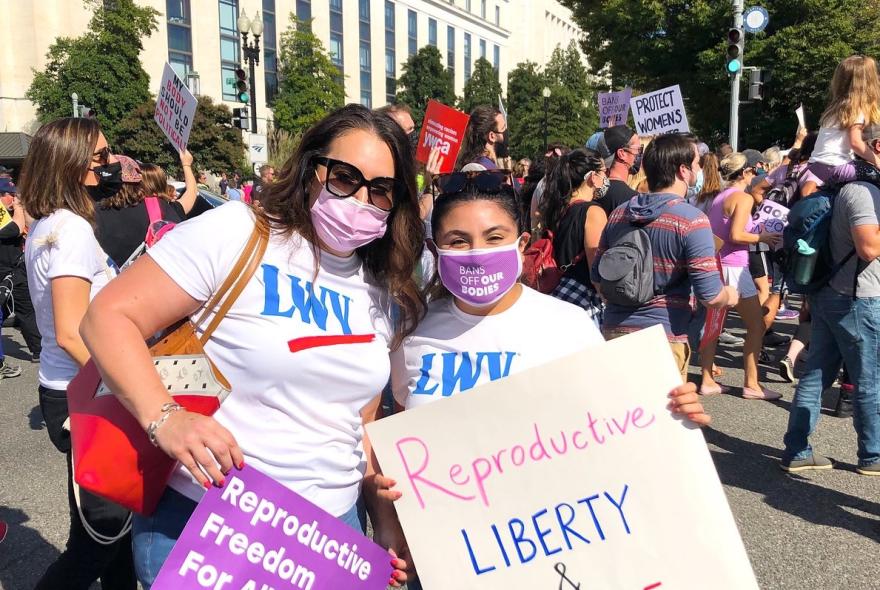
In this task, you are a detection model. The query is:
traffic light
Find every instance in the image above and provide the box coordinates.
[726,28,744,75]
[232,106,250,129]
[235,68,250,103]
[748,68,764,101]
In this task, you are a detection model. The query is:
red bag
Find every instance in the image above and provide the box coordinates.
[67,218,268,514]
[521,230,585,294]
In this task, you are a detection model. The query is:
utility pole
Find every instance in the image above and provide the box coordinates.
[729,0,744,151]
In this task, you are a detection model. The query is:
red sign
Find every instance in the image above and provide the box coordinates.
[415,100,470,173]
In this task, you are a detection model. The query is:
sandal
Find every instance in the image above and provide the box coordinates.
[712,365,724,378]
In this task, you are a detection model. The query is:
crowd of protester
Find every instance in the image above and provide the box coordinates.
[0,53,878,589]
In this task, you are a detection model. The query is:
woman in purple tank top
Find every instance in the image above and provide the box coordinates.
[700,152,782,401]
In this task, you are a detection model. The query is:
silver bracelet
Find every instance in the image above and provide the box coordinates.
[146,402,184,447]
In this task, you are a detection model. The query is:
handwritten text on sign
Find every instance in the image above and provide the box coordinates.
[368,326,758,589]
[154,63,197,153]
[415,100,471,174]
[630,85,690,136]
[598,88,633,128]
[152,465,392,590]
[751,200,789,235]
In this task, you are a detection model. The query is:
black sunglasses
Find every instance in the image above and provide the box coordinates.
[432,169,513,197]
[311,156,398,211]
[92,146,112,165]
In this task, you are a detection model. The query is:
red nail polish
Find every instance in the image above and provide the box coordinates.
[388,578,396,586]
[238,461,245,470]
[203,480,211,489]
[218,479,225,488]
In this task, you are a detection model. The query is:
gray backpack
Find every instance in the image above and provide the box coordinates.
[597,224,655,306]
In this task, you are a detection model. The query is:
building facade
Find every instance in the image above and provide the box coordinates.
[0,0,586,136]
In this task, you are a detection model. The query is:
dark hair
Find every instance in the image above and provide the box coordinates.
[258,104,425,348]
[643,133,697,192]
[376,103,413,117]
[456,105,502,169]
[697,152,723,206]
[543,142,572,182]
[19,117,101,223]
[540,148,604,233]
[426,187,522,300]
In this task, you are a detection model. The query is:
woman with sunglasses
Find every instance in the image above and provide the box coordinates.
[79,105,423,588]
[19,118,135,589]
[386,176,711,588]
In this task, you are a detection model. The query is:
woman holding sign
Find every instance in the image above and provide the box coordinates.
[80,105,421,587]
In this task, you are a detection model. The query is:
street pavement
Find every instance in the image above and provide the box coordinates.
[0,309,878,590]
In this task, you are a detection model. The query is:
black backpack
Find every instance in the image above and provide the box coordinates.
[597,223,655,306]
[766,163,808,207]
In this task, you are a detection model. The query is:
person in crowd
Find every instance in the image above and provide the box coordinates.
[456,105,507,170]
[95,152,197,268]
[780,176,880,475]
[513,158,531,186]
[809,54,880,181]
[699,152,782,400]
[79,105,419,587]
[19,118,134,589]
[753,132,822,205]
[252,164,275,205]
[196,170,209,190]
[218,171,228,196]
[540,148,609,324]
[718,143,733,157]
[0,165,11,178]
[828,120,880,183]
[689,152,721,213]
[377,103,416,137]
[593,133,739,383]
[528,143,571,231]
[763,146,783,173]
[600,125,642,215]
[0,177,41,363]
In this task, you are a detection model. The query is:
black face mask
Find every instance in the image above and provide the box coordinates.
[85,161,124,201]
[409,130,420,154]
[629,152,643,176]
[494,131,510,159]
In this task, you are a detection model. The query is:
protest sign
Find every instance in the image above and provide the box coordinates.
[796,104,806,130]
[598,88,632,128]
[630,85,690,135]
[152,465,393,590]
[752,199,789,235]
[415,100,470,174]
[154,62,197,153]
[368,326,758,590]
[0,202,12,232]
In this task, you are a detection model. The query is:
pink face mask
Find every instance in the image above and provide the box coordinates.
[310,187,390,253]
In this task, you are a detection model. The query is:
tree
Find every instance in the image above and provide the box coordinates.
[114,96,247,178]
[560,0,880,147]
[459,58,503,114]
[271,15,345,135]
[396,46,456,128]
[26,0,159,141]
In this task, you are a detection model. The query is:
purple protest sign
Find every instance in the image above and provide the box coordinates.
[153,465,393,590]
[598,88,633,128]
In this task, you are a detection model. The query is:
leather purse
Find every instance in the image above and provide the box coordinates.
[67,217,269,515]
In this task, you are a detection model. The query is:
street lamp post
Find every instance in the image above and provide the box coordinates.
[238,9,263,133]
[187,70,201,97]
[542,86,552,152]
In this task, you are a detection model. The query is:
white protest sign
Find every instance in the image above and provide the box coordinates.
[154,63,197,153]
[630,85,690,136]
[752,199,789,236]
[796,104,806,130]
[598,88,632,128]
[367,326,758,590]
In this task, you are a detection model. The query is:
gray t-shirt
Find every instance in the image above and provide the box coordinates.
[830,181,880,297]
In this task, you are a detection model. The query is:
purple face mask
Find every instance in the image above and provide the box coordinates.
[437,239,523,307]
[310,187,389,253]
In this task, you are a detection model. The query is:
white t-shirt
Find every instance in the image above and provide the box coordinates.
[391,286,604,409]
[25,209,116,390]
[148,202,393,516]
[810,113,866,166]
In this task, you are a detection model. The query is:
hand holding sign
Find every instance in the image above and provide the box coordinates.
[155,63,198,153]
[415,101,470,174]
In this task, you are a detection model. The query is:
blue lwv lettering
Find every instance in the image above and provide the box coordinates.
[413,351,517,396]
[260,264,352,333]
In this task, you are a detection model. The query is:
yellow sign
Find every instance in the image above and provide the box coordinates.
[0,201,12,231]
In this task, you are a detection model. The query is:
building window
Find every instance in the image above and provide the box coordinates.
[493,44,499,70]
[428,18,437,47]
[464,32,471,81]
[219,0,240,102]
[385,0,396,102]
[263,0,278,102]
[167,0,193,80]
[297,0,311,28]
[330,0,343,73]
[479,39,486,59]
[359,0,371,108]
[481,0,486,19]
[495,5,500,26]
[407,10,417,56]
[447,25,455,79]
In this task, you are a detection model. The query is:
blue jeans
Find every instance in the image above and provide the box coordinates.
[782,287,880,467]
[132,486,366,589]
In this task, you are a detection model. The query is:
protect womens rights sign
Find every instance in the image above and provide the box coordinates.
[367,326,758,590]
[630,85,690,136]
[152,465,392,590]
[415,100,470,174]
[598,88,632,128]
[155,62,197,153]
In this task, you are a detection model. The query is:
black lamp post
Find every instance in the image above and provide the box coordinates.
[238,9,263,133]
[542,86,551,152]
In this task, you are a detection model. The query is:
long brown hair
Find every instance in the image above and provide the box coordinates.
[697,152,723,206]
[258,104,426,348]
[19,117,100,223]
[820,55,880,128]
[99,163,175,209]
[456,105,501,169]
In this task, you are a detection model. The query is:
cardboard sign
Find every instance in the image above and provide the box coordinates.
[796,104,806,130]
[751,200,789,235]
[599,88,633,128]
[630,85,690,136]
[0,201,12,231]
[415,100,470,174]
[368,326,758,590]
[152,465,393,590]
[155,62,198,153]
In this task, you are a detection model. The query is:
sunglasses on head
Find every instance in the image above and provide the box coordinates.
[311,156,398,211]
[432,169,514,198]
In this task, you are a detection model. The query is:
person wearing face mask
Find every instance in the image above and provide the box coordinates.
[455,105,507,170]
[593,133,740,384]
[600,125,643,215]
[79,105,421,588]
[18,118,134,589]
[699,152,783,401]
[539,148,609,325]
